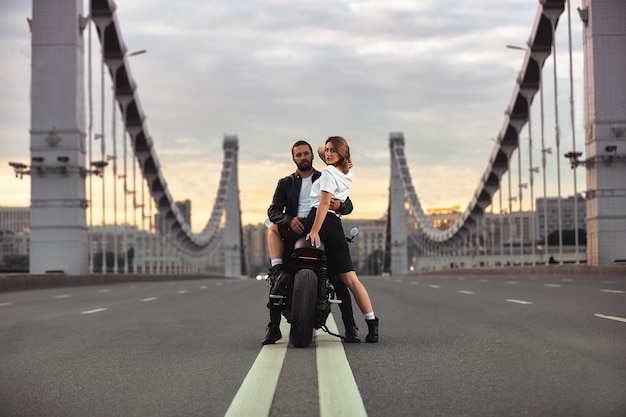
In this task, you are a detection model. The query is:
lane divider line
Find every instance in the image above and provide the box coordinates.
[595,314,626,323]
[141,297,158,302]
[458,290,475,295]
[224,320,289,417]
[317,315,368,417]
[505,299,533,305]
[80,308,108,315]
[600,289,625,294]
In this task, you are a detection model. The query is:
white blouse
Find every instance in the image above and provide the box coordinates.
[310,165,354,215]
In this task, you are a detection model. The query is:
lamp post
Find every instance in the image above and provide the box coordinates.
[565,151,583,261]
[536,48,551,264]
[551,22,564,265]
[519,182,528,259]
[566,0,580,264]
[121,49,146,274]
[508,170,516,261]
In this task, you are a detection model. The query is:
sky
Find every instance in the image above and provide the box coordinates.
[0,0,585,230]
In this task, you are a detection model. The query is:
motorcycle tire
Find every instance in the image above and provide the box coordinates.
[290,268,318,348]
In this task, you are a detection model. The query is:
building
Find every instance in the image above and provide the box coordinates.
[341,218,386,275]
[242,223,270,278]
[536,195,586,240]
[0,207,30,234]
[156,200,191,236]
[0,207,30,265]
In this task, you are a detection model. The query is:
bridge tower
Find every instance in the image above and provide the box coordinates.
[388,132,409,274]
[222,135,244,278]
[582,0,626,265]
[29,0,88,274]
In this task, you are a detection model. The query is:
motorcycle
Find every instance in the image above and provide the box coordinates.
[267,224,359,348]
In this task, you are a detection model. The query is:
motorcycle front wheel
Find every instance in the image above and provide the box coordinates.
[290,268,317,348]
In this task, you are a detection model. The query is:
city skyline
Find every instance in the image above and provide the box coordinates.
[0,0,585,230]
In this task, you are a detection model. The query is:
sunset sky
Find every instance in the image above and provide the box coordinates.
[0,0,585,230]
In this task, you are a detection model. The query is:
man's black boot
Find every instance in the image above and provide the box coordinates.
[269,265,292,297]
[365,317,379,343]
[261,322,282,345]
[344,324,360,343]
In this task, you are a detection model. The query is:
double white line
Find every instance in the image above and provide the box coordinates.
[225,314,368,417]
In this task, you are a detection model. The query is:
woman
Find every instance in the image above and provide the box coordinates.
[304,136,379,342]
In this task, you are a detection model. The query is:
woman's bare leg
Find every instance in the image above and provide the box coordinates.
[339,270,379,342]
[338,271,373,314]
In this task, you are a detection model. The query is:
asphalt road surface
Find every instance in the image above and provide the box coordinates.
[1,273,625,417]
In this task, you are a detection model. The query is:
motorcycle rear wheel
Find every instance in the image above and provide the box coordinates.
[290,268,317,348]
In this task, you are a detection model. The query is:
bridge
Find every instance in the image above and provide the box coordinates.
[7,0,626,277]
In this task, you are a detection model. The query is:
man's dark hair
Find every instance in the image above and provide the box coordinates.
[291,140,313,156]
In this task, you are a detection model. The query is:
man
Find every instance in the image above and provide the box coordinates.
[261,140,360,345]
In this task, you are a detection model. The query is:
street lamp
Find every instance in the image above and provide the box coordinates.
[564,150,584,262]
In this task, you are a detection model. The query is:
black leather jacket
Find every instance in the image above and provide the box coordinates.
[267,169,354,227]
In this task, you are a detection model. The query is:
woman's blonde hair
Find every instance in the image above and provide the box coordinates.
[324,136,351,174]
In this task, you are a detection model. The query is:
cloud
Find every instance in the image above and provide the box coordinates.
[0,0,584,229]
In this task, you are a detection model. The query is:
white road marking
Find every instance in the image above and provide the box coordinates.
[429,285,441,289]
[224,321,289,417]
[458,290,474,295]
[600,289,625,294]
[0,302,12,307]
[506,281,519,285]
[410,282,418,285]
[80,308,108,315]
[317,315,368,417]
[176,290,188,294]
[505,299,533,305]
[97,289,110,293]
[141,297,158,302]
[595,314,626,323]
[54,294,72,299]
[544,284,562,288]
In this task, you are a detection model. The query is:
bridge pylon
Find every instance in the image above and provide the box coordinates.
[582,0,626,265]
[222,135,244,278]
[29,0,88,274]
[387,132,409,274]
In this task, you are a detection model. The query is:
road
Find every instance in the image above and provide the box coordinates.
[1,273,625,417]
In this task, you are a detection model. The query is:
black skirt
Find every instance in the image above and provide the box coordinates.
[303,208,354,274]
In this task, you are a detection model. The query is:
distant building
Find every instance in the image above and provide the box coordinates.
[427,206,461,231]
[242,223,269,277]
[536,194,586,240]
[0,207,29,234]
[341,218,386,275]
[156,199,191,235]
[0,207,30,264]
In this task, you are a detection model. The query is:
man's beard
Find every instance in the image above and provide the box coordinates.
[297,160,312,172]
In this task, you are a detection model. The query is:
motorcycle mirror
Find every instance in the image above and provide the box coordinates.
[264,219,272,229]
[349,227,359,237]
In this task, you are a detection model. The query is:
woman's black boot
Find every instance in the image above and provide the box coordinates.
[344,324,360,343]
[365,317,379,343]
